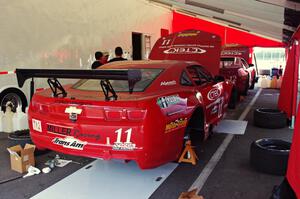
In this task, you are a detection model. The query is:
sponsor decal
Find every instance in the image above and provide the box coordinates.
[65,106,82,122]
[228,75,237,84]
[113,142,136,150]
[52,137,87,150]
[47,124,100,141]
[207,88,222,101]
[178,32,199,37]
[157,95,180,109]
[211,105,218,114]
[163,47,206,54]
[32,119,42,132]
[160,80,176,86]
[165,118,188,133]
[206,97,225,118]
[221,50,243,56]
[112,128,136,151]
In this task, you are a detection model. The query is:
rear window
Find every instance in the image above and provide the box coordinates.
[220,57,239,69]
[72,68,163,92]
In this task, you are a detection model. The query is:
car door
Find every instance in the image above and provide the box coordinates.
[186,65,225,125]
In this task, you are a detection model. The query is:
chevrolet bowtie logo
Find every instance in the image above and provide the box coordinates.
[65,106,82,122]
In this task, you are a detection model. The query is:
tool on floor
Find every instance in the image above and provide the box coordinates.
[46,154,82,168]
[178,140,198,165]
[23,166,41,178]
[0,175,23,185]
[42,167,51,174]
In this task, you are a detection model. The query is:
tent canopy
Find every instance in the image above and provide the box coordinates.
[151,0,300,45]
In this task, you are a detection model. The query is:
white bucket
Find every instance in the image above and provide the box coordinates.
[3,105,14,133]
[12,106,28,131]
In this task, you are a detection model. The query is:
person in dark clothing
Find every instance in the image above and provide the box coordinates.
[91,51,103,69]
[108,47,127,62]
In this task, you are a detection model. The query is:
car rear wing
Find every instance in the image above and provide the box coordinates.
[16,68,142,101]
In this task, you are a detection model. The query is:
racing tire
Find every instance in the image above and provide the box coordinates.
[254,108,287,129]
[228,88,238,109]
[241,75,250,96]
[7,130,49,156]
[0,88,28,112]
[250,138,291,176]
[249,75,256,89]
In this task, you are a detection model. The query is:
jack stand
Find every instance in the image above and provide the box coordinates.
[178,189,204,199]
[178,140,198,165]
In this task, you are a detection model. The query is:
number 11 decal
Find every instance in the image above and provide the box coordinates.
[161,39,171,46]
[115,128,132,143]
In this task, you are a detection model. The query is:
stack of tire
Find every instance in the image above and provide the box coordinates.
[8,130,48,156]
[251,108,290,176]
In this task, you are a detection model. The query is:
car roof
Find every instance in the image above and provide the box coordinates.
[99,60,199,70]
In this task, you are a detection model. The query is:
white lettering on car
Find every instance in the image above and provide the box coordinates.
[160,80,176,86]
[161,39,171,46]
[207,88,222,101]
[163,47,206,54]
[206,97,225,118]
[113,128,136,150]
[32,119,42,132]
[52,137,87,150]
[221,50,243,56]
[157,95,180,108]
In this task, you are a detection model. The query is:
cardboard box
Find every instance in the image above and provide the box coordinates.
[7,144,36,173]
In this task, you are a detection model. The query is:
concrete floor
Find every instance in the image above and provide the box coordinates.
[0,87,293,199]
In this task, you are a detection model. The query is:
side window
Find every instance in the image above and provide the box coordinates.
[180,71,193,86]
[187,65,212,85]
[187,67,201,85]
[241,58,249,69]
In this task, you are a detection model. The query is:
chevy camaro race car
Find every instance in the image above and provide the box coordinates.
[16,30,233,169]
[221,44,257,90]
[219,56,256,107]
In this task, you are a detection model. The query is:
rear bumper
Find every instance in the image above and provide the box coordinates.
[31,132,141,161]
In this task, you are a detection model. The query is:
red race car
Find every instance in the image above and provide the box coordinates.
[16,30,233,169]
[219,56,255,107]
[221,44,257,90]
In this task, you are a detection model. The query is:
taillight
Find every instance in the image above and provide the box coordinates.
[30,101,40,112]
[104,109,123,121]
[30,101,50,113]
[104,108,147,121]
[127,109,147,121]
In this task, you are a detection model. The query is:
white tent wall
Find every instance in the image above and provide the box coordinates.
[0,0,172,70]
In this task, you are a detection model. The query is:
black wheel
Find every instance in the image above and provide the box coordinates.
[250,138,290,176]
[8,130,49,156]
[249,75,256,89]
[8,130,32,147]
[228,88,238,109]
[0,88,27,112]
[242,75,249,96]
[185,108,205,145]
[254,108,287,129]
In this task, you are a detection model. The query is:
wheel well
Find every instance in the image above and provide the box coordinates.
[0,88,28,112]
[186,107,205,138]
